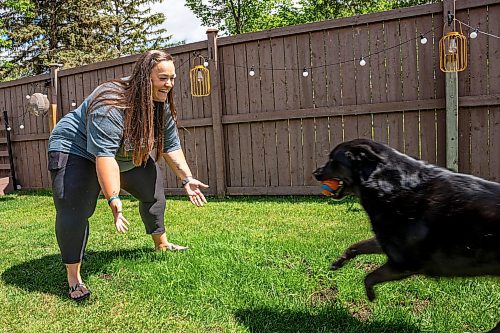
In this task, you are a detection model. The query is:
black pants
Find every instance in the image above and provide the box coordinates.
[48,152,166,264]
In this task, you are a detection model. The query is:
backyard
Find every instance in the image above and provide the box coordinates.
[0,192,498,332]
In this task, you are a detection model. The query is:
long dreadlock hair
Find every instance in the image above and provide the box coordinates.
[87,50,177,166]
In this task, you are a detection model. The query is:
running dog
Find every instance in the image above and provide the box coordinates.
[313,138,500,333]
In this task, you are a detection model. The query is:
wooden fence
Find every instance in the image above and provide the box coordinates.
[0,0,499,196]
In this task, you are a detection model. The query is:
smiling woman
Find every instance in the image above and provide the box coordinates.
[47,49,208,302]
[151,61,176,101]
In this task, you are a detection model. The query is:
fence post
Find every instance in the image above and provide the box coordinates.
[206,28,226,196]
[2,110,18,190]
[49,64,62,132]
[443,0,459,171]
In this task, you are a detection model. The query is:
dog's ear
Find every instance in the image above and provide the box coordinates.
[345,144,384,163]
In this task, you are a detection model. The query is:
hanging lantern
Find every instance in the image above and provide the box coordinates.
[190,55,210,97]
[439,31,467,72]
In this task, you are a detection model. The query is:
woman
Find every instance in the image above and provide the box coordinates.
[48,50,208,302]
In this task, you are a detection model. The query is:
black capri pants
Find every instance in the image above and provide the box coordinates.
[48,152,166,264]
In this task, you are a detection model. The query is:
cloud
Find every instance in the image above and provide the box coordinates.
[151,0,209,43]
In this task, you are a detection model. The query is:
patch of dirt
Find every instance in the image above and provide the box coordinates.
[345,300,373,322]
[309,286,338,306]
[411,298,430,314]
[98,273,113,281]
[354,262,379,273]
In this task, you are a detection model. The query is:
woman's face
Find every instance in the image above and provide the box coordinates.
[151,60,176,102]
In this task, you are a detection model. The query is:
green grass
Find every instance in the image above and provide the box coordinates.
[0,191,498,333]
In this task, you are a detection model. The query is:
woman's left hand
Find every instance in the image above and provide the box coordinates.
[184,178,209,206]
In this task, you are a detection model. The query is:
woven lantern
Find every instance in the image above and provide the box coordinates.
[190,57,210,97]
[439,31,467,72]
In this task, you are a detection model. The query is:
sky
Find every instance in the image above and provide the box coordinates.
[150,0,209,44]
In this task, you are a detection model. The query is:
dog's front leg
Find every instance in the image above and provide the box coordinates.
[364,262,414,301]
[331,237,383,270]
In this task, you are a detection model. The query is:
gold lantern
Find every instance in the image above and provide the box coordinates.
[439,31,467,72]
[190,56,210,97]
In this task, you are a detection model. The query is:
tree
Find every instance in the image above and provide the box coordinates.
[185,0,297,35]
[0,0,172,80]
[294,0,441,22]
[102,0,171,56]
[185,0,441,36]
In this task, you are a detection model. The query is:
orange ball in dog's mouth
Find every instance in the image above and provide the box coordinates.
[320,179,341,196]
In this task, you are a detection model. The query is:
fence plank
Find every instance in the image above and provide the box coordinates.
[239,123,253,186]
[226,123,241,187]
[250,122,266,186]
[232,44,253,187]
[325,29,342,106]
[245,41,265,186]
[271,36,292,186]
[178,52,194,120]
[339,27,356,106]
[470,106,489,178]
[310,30,327,108]
[489,4,500,95]
[468,6,489,96]
[288,119,302,186]
[490,106,500,181]
[458,107,472,173]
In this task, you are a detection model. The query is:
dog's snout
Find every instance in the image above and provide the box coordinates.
[313,167,324,181]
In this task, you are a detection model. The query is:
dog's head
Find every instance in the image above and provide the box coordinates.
[313,139,385,199]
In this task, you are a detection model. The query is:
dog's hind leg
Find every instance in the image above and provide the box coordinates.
[331,237,383,270]
[364,262,415,301]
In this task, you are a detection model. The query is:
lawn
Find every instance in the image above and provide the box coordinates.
[0,191,498,333]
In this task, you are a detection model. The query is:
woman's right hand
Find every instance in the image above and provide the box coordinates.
[110,198,129,233]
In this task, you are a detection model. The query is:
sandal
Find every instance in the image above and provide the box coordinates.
[68,283,91,302]
[156,243,189,252]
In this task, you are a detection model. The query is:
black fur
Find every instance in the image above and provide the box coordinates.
[314,139,500,333]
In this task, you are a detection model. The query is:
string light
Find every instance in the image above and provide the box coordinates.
[25,95,30,99]
[203,60,209,67]
[470,28,478,39]
[19,124,24,129]
[197,68,204,82]
[71,100,76,107]
[6,126,11,131]
[420,34,428,44]
[454,18,500,39]
[233,29,433,77]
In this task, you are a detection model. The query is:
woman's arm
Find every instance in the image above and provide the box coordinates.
[162,149,208,206]
[96,156,129,233]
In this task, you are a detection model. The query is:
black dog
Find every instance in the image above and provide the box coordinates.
[314,139,500,333]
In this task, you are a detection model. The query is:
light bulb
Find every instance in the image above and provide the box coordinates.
[203,60,209,67]
[7,126,11,131]
[26,95,30,99]
[19,124,24,129]
[249,66,255,76]
[71,101,76,107]
[359,58,366,66]
[470,28,478,39]
[420,34,428,44]
[448,38,457,54]
[302,68,309,77]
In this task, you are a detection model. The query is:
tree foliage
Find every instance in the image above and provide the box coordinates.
[185,0,297,35]
[0,0,172,81]
[185,0,441,36]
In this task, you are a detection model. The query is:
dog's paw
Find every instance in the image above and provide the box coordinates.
[365,287,376,302]
[330,260,344,270]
